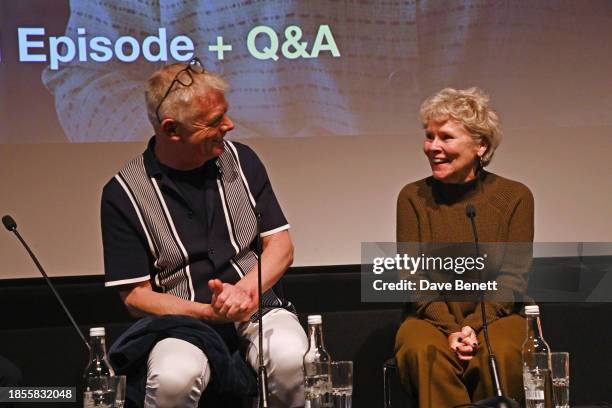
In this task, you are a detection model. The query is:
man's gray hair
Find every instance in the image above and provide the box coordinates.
[145,63,228,132]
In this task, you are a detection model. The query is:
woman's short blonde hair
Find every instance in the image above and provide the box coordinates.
[419,87,502,166]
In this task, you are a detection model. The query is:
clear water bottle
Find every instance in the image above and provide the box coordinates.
[522,305,552,408]
[303,315,332,408]
[83,327,115,408]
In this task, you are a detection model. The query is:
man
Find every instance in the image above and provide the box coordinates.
[101,58,307,407]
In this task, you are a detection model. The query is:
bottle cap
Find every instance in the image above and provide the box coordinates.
[90,327,106,336]
[524,305,540,315]
[307,315,322,325]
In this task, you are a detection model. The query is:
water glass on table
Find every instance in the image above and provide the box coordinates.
[84,375,126,408]
[111,375,126,408]
[550,352,570,408]
[330,361,352,408]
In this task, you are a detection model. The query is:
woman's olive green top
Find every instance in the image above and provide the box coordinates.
[396,170,534,335]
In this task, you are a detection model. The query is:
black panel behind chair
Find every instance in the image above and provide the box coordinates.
[3,270,612,407]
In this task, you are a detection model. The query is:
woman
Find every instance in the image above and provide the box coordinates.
[394,87,533,407]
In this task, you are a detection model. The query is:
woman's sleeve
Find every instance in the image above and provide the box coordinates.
[397,187,461,335]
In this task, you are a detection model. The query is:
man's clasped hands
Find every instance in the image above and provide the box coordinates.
[208,279,259,322]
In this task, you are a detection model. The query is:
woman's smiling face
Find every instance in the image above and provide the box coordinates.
[423,118,487,184]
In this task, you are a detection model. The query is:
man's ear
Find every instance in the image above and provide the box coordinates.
[161,119,178,137]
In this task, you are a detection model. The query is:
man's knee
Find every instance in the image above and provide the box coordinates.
[269,340,305,378]
[261,315,308,402]
[148,366,205,394]
[263,333,306,406]
[260,311,307,377]
[146,339,210,407]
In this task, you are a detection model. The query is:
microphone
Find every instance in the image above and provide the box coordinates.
[2,215,17,231]
[464,206,518,408]
[465,204,479,246]
[2,214,90,352]
[255,212,270,408]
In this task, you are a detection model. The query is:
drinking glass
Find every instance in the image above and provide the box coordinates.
[550,352,570,408]
[84,375,126,408]
[330,361,352,408]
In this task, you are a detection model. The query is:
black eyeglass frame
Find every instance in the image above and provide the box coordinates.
[155,57,205,124]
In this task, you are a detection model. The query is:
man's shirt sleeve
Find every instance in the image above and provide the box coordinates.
[101,178,155,287]
[236,143,290,237]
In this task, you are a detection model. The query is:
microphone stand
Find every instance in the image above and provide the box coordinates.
[255,213,270,408]
[2,215,90,352]
[465,206,518,408]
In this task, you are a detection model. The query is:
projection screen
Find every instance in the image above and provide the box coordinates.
[1,0,611,279]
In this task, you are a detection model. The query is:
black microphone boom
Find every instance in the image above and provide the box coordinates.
[255,212,270,408]
[465,205,478,247]
[464,206,519,408]
[2,214,90,352]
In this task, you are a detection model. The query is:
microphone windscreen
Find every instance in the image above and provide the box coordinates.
[2,215,17,231]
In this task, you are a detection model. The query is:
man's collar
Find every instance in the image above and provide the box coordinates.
[142,136,221,179]
[142,136,164,179]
